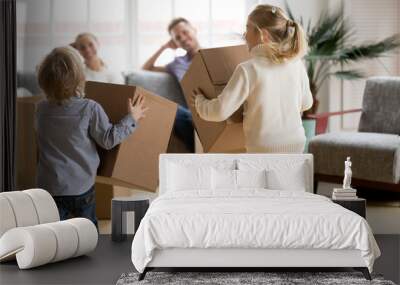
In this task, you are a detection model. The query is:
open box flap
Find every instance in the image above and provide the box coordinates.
[199,45,250,85]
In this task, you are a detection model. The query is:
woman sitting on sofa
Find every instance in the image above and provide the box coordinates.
[72,33,124,84]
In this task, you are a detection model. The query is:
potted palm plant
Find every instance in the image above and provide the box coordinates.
[285,3,400,139]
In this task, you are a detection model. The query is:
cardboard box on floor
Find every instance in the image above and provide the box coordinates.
[16,96,43,190]
[181,45,250,153]
[85,81,177,194]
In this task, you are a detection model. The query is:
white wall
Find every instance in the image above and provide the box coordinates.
[16,0,249,72]
[17,0,128,72]
[337,0,400,131]
[136,0,248,67]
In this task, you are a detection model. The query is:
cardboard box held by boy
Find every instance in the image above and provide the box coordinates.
[85,81,177,192]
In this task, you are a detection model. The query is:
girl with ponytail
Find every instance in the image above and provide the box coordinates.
[192,5,313,153]
[247,5,308,63]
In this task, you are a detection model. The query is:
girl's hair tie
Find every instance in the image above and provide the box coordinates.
[287,20,295,28]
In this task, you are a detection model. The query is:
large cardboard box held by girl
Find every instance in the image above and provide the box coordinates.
[85,81,177,192]
[181,45,250,153]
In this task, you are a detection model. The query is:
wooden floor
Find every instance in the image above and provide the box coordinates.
[0,235,399,285]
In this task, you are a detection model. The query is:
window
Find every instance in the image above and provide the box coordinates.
[17,0,248,72]
[17,0,53,71]
[135,0,247,67]
[17,0,128,72]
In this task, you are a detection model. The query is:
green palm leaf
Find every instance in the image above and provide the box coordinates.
[332,70,365,80]
[284,2,295,22]
[334,35,400,63]
[284,1,400,114]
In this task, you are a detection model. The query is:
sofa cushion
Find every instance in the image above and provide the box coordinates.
[17,71,41,95]
[309,132,400,184]
[358,77,400,135]
[125,70,187,108]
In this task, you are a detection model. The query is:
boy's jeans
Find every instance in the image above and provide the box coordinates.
[53,185,98,228]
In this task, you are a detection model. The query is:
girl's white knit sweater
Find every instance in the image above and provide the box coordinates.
[195,44,313,153]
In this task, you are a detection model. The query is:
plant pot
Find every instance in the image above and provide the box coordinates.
[303,98,319,117]
[302,118,316,153]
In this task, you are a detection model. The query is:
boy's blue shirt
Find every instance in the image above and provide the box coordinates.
[35,96,136,196]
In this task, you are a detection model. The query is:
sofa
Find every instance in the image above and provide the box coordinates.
[124,70,187,108]
[17,70,186,105]
[309,77,400,194]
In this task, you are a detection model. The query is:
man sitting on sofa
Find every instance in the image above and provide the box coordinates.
[143,18,201,152]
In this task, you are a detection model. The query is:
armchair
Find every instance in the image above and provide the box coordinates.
[309,77,400,194]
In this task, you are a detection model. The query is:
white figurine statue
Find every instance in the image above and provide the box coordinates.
[343,157,352,189]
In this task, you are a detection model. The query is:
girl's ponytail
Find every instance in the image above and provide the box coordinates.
[249,5,308,63]
[289,21,307,59]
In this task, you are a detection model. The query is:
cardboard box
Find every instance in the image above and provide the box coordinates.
[16,96,43,190]
[85,81,177,192]
[181,45,250,153]
[94,182,114,219]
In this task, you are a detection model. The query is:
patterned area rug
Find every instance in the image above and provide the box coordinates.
[116,271,395,285]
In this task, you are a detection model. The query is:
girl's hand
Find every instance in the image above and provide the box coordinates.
[190,91,196,108]
[128,93,149,122]
[191,88,204,109]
